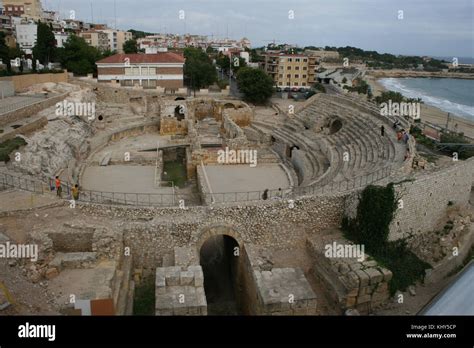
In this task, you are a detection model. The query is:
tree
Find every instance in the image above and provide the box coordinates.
[183,47,217,92]
[216,53,246,75]
[123,39,138,54]
[33,21,57,66]
[0,32,11,73]
[236,67,274,104]
[58,35,100,76]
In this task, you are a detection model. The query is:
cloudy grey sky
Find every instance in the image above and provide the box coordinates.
[44,0,473,57]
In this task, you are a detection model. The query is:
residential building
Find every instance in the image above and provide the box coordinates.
[79,30,110,51]
[15,22,36,54]
[3,3,24,17]
[96,53,185,91]
[97,29,132,53]
[263,52,316,88]
[4,0,43,20]
[54,31,70,48]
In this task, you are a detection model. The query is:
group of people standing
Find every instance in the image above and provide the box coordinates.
[53,176,80,201]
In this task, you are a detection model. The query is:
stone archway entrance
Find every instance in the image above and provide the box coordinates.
[199,235,241,315]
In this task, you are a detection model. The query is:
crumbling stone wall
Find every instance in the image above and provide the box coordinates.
[155,265,207,315]
[224,107,253,127]
[222,114,249,149]
[306,234,392,314]
[240,244,317,315]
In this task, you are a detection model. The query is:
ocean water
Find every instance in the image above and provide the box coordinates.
[378,78,474,122]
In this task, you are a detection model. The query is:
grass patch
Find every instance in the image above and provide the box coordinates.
[163,161,187,188]
[0,137,27,162]
[133,276,155,316]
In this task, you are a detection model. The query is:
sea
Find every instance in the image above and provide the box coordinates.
[378,77,474,122]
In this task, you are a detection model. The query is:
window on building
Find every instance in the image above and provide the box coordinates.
[295,66,299,70]
[287,66,291,70]
[302,82,307,86]
[295,58,300,62]
[303,58,308,62]
[303,67,307,70]
[288,58,292,62]
[295,74,299,78]
[295,82,299,86]
[278,82,283,86]
[279,74,283,78]
[302,75,307,78]
[287,74,291,78]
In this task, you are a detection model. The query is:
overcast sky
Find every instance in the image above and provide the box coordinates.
[43,0,473,57]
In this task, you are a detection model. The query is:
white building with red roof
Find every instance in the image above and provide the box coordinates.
[96,53,185,91]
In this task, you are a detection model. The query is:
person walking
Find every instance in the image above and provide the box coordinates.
[55,176,62,198]
[381,125,385,136]
[262,189,269,201]
[72,184,80,201]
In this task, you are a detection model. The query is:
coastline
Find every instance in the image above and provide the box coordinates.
[365,75,474,140]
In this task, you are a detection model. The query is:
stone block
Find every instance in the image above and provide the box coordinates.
[363,268,384,284]
[165,269,181,286]
[356,294,371,304]
[354,270,370,287]
[379,267,393,282]
[180,271,194,286]
[193,269,204,287]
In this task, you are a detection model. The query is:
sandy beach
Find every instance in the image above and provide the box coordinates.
[365,75,474,140]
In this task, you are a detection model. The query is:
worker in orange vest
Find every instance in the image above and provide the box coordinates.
[55,176,62,198]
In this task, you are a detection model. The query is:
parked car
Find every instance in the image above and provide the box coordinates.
[276,87,282,92]
[298,87,307,93]
[283,87,291,92]
[291,87,299,92]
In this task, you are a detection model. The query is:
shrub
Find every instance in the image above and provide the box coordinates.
[0,137,27,162]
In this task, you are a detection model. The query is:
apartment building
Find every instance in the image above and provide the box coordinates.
[15,22,36,54]
[96,53,185,91]
[4,0,43,20]
[263,53,316,88]
[79,30,109,51]
[97,29,132,53]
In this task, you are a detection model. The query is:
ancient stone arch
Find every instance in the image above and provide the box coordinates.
[195,224,244,253]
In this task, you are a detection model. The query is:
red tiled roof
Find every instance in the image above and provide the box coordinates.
[96,53,185,64]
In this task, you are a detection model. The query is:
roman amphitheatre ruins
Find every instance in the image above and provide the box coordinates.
[0,77,473,316]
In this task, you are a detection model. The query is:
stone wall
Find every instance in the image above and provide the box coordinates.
[307,233,392,314]
[155,265,207,315]
[0,93,68,127]
[160,116,188,135]
[389,158,474,240]
[0,116,48,142]
[222,114,249,148]
[0,71,68,92]
[82,193,346,270]
[224,107,253,127]
[240,244,317,315]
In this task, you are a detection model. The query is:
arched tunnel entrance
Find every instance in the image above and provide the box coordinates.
[199,235,241,315]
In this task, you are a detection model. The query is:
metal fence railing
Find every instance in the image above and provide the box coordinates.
[0,95,48,115]
[0,165,393,208]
